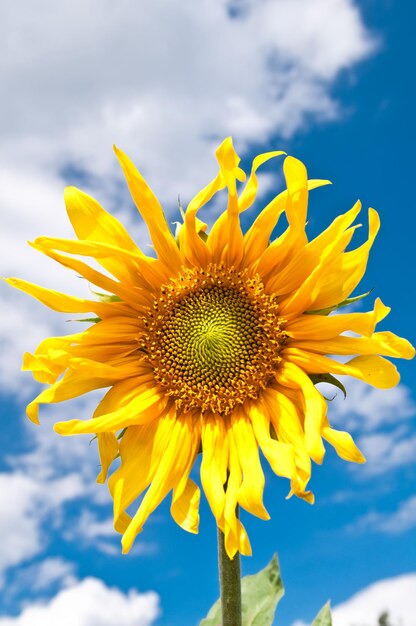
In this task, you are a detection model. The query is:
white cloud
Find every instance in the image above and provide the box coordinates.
[0,389,159,581]
[0,577,159,626]
[0,472,84,579]
[2,0,375,192]
[349,495,416,535]
[20,558,77,592]
[62,509,159,556]
[0,293,60,396]
[327,378,415,432]
[357,431,416,477]
[9,392,108,482]
[6,558,77,600]
[320,377,416,478]
[0,474,44,578]
[0,394,118,579]
[332,574,416,626]
[68,510,115,540]
[0,0,376,402]
[293,573,416,626]
[62,510,118,553]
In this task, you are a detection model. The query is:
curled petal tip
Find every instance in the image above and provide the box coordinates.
[63,186,79,199]
[63,186,86,208]
[54,421,73,435]
[26,407,40,425]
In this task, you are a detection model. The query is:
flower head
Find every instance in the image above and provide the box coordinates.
[6,138,414,558]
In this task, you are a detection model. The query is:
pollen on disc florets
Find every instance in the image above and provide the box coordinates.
[141,264,287,415]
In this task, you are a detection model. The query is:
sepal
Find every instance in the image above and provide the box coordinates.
[310,373,347,399]
[306,290,372,316]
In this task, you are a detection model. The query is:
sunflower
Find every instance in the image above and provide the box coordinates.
[6,138,414,558]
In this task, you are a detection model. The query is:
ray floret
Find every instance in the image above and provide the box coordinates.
[7,138,414,558]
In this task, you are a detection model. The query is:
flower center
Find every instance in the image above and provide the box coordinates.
[143,264,287,414]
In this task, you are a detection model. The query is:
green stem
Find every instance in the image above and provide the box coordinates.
[217,510,242,626]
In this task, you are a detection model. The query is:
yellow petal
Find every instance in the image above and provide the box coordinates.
[278,225,358,316]
[218,138,245,267]
[170,416,202,533]
[277,361,327,463]
[262,388,313,499]
[255,179,330,279]
[114,512,132,534]
[93,380,155,488]
[22,333,80,384]
[171,478,201,534]
[54,383,167,434]
[285,298,390,340]
[238,150,285,213]
[200,413,228,523]
[64,356,140,380]
[285,348,401,389]
[292,331,415,360]
[27,369,115,424]
[282,155,309,247]
[187,171,226,216]
[64,186,142,254]
[309,208,380,311]
[230,409,269,520]
[222,425,252,558]
[224,518,252,559]
[110,410,176,526]
[322,419,366,464]
[267,201,361,296]
[23,351,67,384]
[181,171,224,267]
[24,333,87,384]
[247,401,296,479]
[96,433,119,484]
[33,236,166,290]
[114,146,181,272]
[77,316,143,345]
[207,137,246,266]
[4,277,114,316]
[122,413,196,554]
[182,212,212,268]
[243,189,288,269]
[29,242,148,309]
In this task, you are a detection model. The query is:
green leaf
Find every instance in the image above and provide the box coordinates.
[200,555,284,626]
[305,290,372,316]
[241,555,284,626]
[309,374,347,400]
[311,601,332,626]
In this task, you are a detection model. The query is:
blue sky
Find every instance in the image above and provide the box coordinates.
[0,1,415,625]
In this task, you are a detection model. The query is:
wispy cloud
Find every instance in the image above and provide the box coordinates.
[0,395,113,580]
[62,509,159,556]
[327,378,415,432]
[348,495,416,535]
[357,431,416,477]
[323,377,416,478]
[5,558,77,604]
[0,471,85,580]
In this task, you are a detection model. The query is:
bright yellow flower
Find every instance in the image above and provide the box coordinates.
[6,139,414,558]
